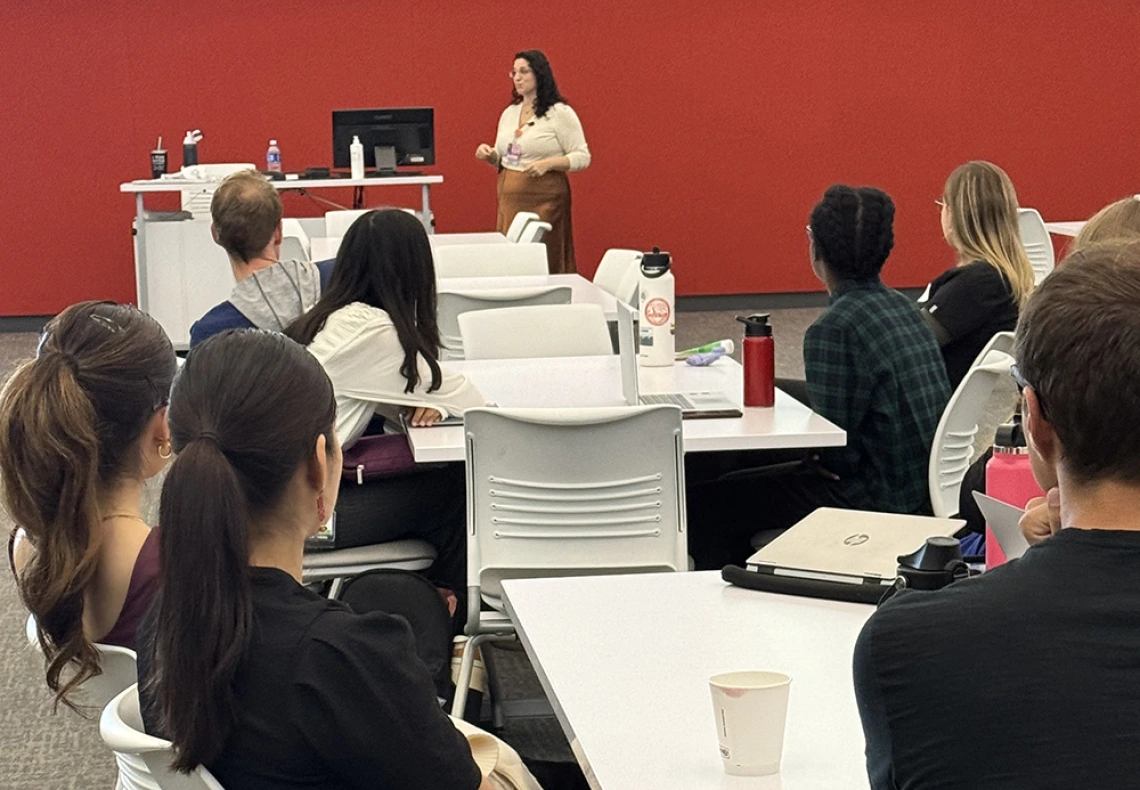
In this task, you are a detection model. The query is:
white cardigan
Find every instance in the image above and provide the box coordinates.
[494,102,591,172]
[307,302,486,447]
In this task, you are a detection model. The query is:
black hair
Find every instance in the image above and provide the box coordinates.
[145,329,336,771]
[809,185,896,280]
[287,209,442,393]
[512,49,567,119]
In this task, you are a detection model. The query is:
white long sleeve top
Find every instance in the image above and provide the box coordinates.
[494,102,591,172]
[307,302,486,447]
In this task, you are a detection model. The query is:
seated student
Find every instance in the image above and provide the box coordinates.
[0,301,175,706]
[189,170,333,347]
[920,161,1034,389]
[286,209,485,600]
[137,330,488,789]
[855,242,1140,790]
[688,186,950,569]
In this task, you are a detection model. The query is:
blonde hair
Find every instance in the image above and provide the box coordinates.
[1071,196,1140,254]
[942,161,1035,308]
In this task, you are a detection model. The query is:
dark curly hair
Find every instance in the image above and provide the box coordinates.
[512,49,567,119]
[809,185,896,281]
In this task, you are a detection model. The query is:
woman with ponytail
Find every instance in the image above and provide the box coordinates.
[138,329,486,789]
[0,301,175,708]
[922,161,1035,388]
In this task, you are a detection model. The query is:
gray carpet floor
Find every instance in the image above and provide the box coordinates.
[0,308,821,788]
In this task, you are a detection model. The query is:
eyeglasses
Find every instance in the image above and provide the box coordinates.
[1010,363,1047,418]
[935,199,946,209]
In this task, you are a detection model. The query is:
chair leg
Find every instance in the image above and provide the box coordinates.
[451,633,491,720]
[482,640,507,730]
[327,577,344,599]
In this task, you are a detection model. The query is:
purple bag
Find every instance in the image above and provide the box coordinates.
[342,434,417,484]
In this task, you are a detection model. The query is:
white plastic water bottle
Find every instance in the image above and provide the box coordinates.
[266,140,282,172]
[350,135,365,180]
[638,247,675,367]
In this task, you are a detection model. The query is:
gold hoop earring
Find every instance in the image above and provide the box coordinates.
[158,441,173,460]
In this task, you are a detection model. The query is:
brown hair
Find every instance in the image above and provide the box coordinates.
[1015,240,1140,485]
[210,170,283,262]
[942,161,1036,308]
[0,301,175,710]
[147,329,335,771]
[1070,196,1140,254]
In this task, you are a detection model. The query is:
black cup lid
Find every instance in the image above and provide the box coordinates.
[736,314,772,337]
[640,246,671,277]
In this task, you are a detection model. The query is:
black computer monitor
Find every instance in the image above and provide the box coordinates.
[332,108,435,169]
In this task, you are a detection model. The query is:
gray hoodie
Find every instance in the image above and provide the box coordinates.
[230,260,324,332]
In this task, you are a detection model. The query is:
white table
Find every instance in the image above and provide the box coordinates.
[407,356,845,462]
[502,572,873,790]
[1043,221,1085,237]
[429,232,509,247]
[437,274,618,320]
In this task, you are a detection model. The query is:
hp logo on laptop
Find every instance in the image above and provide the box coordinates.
[844,533,870,546]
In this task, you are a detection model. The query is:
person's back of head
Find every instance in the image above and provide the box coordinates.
[1070,195,1140,254]
[148,329,337,771]
[211,170,283,263]
[1016,240,1140,491]
[808,184,895,281]
[287,209,442,393]
[0,301,175,708]
[941,160,1035,307]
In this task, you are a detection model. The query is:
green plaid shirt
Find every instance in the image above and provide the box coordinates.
[805,278,951,514]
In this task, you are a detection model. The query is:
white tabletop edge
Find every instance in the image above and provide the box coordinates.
[121,175,443,192]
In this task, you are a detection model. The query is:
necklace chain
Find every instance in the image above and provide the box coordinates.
[101,512,148,525]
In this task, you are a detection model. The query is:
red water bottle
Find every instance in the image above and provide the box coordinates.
[737,314,775,407]
[985,419,1045,569]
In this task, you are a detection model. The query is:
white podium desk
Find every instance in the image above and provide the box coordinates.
[502,572,874,790]
[407,357,846,462]
[438,274,619,321]
[120,176,442,347]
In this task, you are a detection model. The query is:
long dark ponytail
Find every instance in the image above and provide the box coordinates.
[0,301,174,711]
[148,329,335,772]
[287,209,443,393]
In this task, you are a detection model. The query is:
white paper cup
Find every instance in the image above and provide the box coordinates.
[709,670,791,776]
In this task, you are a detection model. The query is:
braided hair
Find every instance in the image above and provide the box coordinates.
[809,185,896,280]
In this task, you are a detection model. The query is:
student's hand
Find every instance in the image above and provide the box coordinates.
[475,144,497,162]
[408,407,443,427]
[1020,487,1061,545]
[807,453,841,481]
[525,158,553,177]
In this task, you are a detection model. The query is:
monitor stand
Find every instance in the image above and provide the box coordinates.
[373,145,398,176]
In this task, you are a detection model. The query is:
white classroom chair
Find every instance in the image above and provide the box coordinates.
[324,209,370,238]
[458,304,613,360]
[968,331,1015,373]
[451,405,687,718]
[302,539,437,600]
[280,218,311,258]
[310,236,343,261]
[504,211,540,243]
[516,221,552,244]
[1018,207,1055,285]
[433,243,549,278]
[614,264,642,305]
[25,613,138,712]
[927,350,1016,518]
[438,286,572,361]
[100,685,227,790]
[279,236,309,263]
[592,249,643,298]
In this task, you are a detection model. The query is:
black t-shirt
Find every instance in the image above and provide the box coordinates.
[138,567,481,790]
[854,528,1140,790]
[923,261,1018,388]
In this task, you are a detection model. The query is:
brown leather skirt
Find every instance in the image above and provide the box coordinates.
[496,169,575,274]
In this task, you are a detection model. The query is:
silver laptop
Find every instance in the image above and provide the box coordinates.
[615,301,741,419]
[972,491,1031,561]
[746,508,966,586]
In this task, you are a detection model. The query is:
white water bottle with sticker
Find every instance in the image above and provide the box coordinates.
[638,247,675,367]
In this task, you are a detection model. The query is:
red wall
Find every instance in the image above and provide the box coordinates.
[1,1,1136,315]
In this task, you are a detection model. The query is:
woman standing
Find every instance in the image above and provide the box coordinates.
[475,49,591,274]
[920,161,1035,388]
